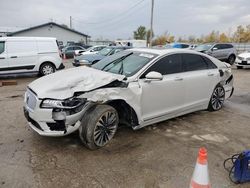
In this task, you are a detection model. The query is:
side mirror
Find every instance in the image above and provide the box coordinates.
[212,47,218,51]
[90,50,94,52]
[145,71,163,82]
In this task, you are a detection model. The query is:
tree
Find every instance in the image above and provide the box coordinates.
[219,33,229,42]
[133,26,147,40]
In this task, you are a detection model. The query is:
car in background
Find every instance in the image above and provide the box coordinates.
[62,45,86,59]
[0,37,64,76]
[73,46,131,66]
[24,48,234,150]
[74,45,107,57]
[171,43,190,49]
[235,51,250,69]
[195,43,237,65]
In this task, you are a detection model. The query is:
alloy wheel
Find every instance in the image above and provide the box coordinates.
[42,65,54,75]
[93,111,118,147]
[211,87,225,110]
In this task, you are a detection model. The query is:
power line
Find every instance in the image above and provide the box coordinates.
[73,0,149,32]
[72,0,146,25]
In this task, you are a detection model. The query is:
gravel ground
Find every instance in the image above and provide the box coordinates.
[0,60,250,188]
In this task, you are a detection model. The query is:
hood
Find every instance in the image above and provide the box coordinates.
[28,66,125,99]
[75,53,104,62]
[238,52,250,58]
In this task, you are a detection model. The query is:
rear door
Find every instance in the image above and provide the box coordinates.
[0,41,9,72]
[7,40,38,73]
[181,53,217,108]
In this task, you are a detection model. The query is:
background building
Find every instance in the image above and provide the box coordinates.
[8,22,90,46]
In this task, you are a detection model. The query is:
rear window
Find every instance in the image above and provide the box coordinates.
[0,42,5,54]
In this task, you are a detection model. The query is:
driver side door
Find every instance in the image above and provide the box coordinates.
[138,54,185,124]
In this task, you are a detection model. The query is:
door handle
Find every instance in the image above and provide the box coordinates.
[174,77,183,81]
[0,57,5,59]
[208,73,214,76]
[10,56,17,58]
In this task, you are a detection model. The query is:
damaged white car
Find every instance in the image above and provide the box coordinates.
[24,48,234,149]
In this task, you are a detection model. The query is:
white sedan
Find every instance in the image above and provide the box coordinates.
[235,51,250,69]
[74,45,107,56]
[24,48,234,150]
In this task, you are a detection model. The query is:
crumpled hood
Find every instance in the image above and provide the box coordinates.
[76,53,104,62]
[238,52,250,58]
[28,66,125,99]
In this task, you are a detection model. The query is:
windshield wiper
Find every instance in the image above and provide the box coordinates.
[101,52,133,71]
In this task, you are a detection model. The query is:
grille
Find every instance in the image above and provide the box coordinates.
[25,89,37,110]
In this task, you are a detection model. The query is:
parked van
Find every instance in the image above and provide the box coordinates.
[0,37,64,76]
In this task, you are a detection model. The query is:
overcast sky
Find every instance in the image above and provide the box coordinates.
[0,0,250,40]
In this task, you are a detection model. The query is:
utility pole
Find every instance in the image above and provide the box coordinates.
[70,16,72,29]
[149,0,154,47]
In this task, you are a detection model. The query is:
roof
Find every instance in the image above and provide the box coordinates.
[8,22,90,38]
[0,37,56,41]
[128,48,206,55]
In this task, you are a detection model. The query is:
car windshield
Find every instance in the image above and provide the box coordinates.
[195,44,213,51]
[92,51,157,77]
[98,47,113,56]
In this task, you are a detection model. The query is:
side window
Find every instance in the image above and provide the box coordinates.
[223,44,233,49]
[141,54,182,78]
[182,54,208,71]
[181,44,189,48]
[0,42,5,54]
[201,56,217,69]
[68,47,74,51]
[213,44,223,50]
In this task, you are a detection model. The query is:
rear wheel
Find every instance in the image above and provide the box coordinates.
[79,105,119,150]
[208,85,225,111]
[39,62,55,76]
[227,55,235,65]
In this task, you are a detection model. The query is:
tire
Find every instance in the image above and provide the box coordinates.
[236,66,243,69]
[208,85,225,111]
[39,62,55,76]
[79,105,119,150]
[227,55,236,65]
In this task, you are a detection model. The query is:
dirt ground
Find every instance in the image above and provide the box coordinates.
[0,61,250,188]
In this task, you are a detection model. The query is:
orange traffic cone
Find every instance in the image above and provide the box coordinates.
[190,147,211,188]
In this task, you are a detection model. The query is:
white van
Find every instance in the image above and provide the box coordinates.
[0,37,64,76]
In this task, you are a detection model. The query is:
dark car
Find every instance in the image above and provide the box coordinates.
[73,46,131,66]
[62,45,86,59]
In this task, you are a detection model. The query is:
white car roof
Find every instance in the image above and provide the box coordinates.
[128,48,200,55]
[127,48,226,68]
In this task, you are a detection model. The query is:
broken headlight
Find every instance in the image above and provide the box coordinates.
[41,98,86,109]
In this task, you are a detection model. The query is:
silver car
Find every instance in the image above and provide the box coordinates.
[195,43,237,65]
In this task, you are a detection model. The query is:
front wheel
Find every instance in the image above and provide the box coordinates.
[79,105,119,150]
[39,63,55,76]
[208,85,225,111]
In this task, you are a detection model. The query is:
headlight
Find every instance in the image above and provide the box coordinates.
[41,98,86,109]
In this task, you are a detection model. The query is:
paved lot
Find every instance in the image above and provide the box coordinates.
[0,60,250,188]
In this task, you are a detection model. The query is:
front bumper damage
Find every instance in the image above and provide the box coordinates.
[23,94,94,137]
